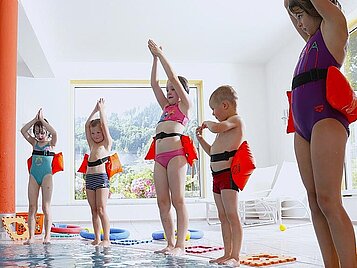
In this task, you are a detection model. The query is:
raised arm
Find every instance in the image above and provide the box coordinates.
[203,115,242,134]
[284,0,309,41]
[149,47,169,109]
[310,0,348,64]
[148,39,191,110]
[97,98,112,150]
[37,109,57,147]
[20,111,39,146]
[85,102,99,148]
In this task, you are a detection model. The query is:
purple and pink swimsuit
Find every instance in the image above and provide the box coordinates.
[292,28,349,141]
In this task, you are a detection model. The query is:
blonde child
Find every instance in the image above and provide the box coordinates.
[148,39,192,256]
[85,98,112,247]
[196,85,243,267]
[21,108,57,244]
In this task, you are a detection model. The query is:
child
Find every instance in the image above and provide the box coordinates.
[147,39,192,256]
[284,0,357,266]
[21,108,57,244]
[196,85,243,267]
[85,98,112,247]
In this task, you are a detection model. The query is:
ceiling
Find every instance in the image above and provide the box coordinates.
[18,0,357,77]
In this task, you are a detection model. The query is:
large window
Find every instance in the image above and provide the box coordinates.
[72,81,203,200]
[344,23,357,192]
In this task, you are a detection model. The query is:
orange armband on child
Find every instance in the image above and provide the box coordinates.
[326,66,357,123]
[27,151,64,175]
[286,91,295,133]
[231,141,256,191]
[144,135,198,166]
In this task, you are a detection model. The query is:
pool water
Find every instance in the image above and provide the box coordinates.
[0,241,231,267]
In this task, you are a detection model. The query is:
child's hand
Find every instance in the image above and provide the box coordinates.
[97,98,105,110]
[201,122,208,129]
[196,126,204,139]
[37,108,43,120]
[148,39,163,57]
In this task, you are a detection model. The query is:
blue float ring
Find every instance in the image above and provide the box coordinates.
[188,229,204,239]
[151,230,165,240]
[80,228,130,241]
[151,229,203,240]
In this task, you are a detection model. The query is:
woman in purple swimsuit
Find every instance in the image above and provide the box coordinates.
[285,0,356,267]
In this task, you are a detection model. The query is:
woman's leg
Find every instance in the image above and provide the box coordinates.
[24,176,40,245]
[86,189,101,245]
[295,132,339,267]
[41,174,53,244]
[96,187,110,247]
[311,119,357,268]
[166,156,188,256]
[153,162,174,253]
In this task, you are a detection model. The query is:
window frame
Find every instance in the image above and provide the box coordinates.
[70,79,207,203]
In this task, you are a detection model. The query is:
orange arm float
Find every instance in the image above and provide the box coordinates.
[144,138,156,160]
[326,66,357,123]
[105,153,123,179]
[286,91,295,133]
[231,141,256,191]
[77,154,89,173]
[181,135,198,167]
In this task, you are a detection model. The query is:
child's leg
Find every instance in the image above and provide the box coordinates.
[153,162,175,253]
[209,192,232,264]
[220,189,242,264]
[86,189,101,245]
[166,156,188,256]
[96,188,110,247]
[24,176,40,245]
[41,174,53,244]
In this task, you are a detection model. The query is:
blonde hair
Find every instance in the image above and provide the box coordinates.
[209,85,238,108]
[89,118,101,128]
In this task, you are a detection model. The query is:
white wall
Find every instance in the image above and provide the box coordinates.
[16,61,269,222]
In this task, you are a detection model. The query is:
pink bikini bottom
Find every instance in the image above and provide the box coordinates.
[155,148,186,168]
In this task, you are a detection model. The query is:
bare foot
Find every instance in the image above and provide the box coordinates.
[43,236,51,244]
[165,247,185,256]
[99,240,111,248]
[154,246,174,254]
[209,255,230,264]
[23,238,35,245]
[223,258,240,267]
[91,240,100,246]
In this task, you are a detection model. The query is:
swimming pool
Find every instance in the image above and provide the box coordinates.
[0,241,231,267]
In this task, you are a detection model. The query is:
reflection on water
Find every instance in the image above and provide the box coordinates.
[0,242,230,267]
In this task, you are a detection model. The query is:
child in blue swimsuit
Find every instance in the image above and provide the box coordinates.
[85,98,112,248]
[21,108,57,245]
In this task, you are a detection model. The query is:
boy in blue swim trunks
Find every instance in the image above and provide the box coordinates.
[196,85,244,267]
[21,108,57,245]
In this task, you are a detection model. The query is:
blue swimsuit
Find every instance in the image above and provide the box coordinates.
[30,143,53,185]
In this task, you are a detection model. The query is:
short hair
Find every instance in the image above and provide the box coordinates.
[89,119,101,128]
[209,85,238,108]
[178,76,190,94]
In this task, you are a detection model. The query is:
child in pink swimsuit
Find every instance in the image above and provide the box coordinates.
[148,39,192,256]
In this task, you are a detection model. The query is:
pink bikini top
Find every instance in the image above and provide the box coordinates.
[158,103,189,126]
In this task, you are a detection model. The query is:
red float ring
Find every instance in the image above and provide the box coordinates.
[51,224,81,234]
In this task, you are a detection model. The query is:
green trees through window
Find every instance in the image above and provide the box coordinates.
[73,84,202,200]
